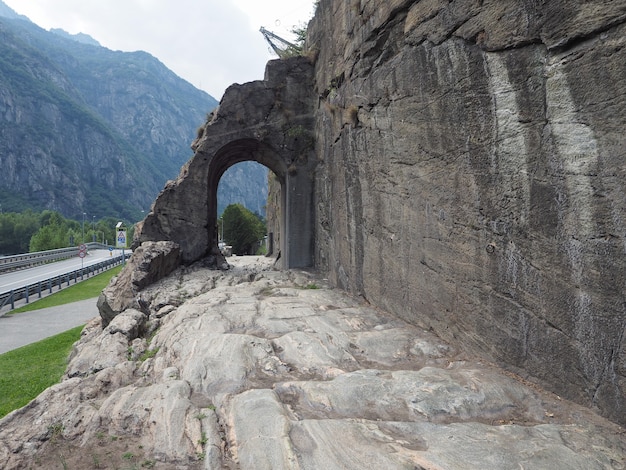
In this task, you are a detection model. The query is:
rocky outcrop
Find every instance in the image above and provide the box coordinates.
[92,0,626,430]
[1,258,624,469]
[5,1,626,466]
[309,0,626,425]
[97,241,181,327]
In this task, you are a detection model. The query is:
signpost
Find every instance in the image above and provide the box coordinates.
[116,222,127,264]
[78,243,87,278]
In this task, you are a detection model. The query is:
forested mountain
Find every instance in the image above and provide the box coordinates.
[0,2,268,222]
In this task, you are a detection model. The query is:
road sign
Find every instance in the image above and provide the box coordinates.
[78,243,87,265]
[78,244,87,261]
[116,230,127,248]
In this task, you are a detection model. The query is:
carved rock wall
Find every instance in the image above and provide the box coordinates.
[309,0,626,424]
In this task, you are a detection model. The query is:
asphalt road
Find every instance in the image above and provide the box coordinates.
[0,298,99,355]
[0,250,121,352]
[0,249,124,293]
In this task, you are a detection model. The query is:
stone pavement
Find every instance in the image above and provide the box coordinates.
[0,257,624,469]
[0,298,98,354]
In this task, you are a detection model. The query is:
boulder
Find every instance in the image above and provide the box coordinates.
[97,241,181,326]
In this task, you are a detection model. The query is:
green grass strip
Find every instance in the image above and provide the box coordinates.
[0,264,123,418]
[0,325,83,419]
[8,265,123,314]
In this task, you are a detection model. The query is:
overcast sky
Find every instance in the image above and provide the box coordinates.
[3,0,316,100]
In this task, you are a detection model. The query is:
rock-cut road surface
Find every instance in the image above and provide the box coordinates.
[0,256,624,469]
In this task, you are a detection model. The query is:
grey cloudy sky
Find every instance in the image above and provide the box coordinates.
[3,0,315,100]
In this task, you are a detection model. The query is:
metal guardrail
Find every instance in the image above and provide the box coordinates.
[0,254,128,314]
[0,243,111,273]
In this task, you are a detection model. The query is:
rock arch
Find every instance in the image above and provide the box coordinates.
[208,139,286,262]
[134,57,316,269]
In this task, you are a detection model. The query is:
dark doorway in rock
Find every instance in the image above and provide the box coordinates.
[135,58,315,269]
[207,137,314,268]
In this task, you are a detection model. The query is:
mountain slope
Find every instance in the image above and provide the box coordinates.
[219,161,268,217]
[0,7,225,221]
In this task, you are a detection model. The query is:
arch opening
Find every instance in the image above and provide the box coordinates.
[208,139,287,267]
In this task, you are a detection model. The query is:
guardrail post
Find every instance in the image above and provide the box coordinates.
[25,286,29,304]
[10,290,14,310]
[48,278,52,294]
[38,281,42,299]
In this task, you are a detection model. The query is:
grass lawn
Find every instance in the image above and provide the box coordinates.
[0,325,83,419]
[0,265,123,418]
[8,265,123,314]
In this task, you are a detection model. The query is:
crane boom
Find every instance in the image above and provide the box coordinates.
[260,27,300,59]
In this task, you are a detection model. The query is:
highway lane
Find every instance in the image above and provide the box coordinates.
[0,249,126,293]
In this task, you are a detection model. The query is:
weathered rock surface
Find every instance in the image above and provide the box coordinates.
[0,258,623,469]
[106,0,626,428]
[309,0,626,425]
[97,240,182,326]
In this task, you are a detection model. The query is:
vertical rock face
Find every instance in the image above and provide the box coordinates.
[309,0,626,425]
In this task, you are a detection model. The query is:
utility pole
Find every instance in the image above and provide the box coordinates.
[82,212,86,243]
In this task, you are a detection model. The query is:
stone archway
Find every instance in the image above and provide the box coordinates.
[134,57,316,270]
[207,139,287,266]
